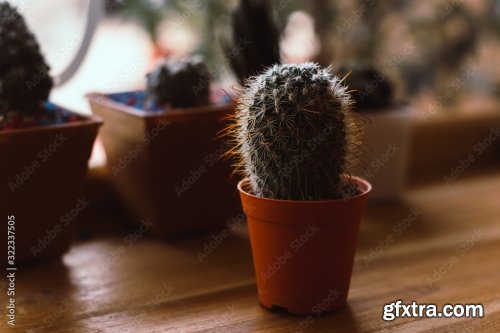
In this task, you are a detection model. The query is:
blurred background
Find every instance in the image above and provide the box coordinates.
[7,0,500,112]
[6,0,500,174]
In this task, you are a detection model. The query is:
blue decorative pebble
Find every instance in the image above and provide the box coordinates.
[107,90,231,113]
[0,102,84,131]
[107,91,163,112]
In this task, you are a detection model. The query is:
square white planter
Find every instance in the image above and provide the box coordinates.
[354,105,413,200]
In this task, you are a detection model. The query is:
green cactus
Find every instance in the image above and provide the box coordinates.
[146,57,211,108]
[0,2,53,116]
[228,63,364,200]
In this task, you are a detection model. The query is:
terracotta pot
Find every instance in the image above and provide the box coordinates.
[0,108,101,263]
[238,177,371,315]
[87,92,241,237]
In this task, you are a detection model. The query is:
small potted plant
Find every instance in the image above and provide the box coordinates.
[338,65,412,200]
[226,63,371,315]
[0,3,101,263]
[87,57,241,237]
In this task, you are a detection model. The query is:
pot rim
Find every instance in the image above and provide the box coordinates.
[237,175,372,204]
[86,91,234,120]
[0,105,102,137]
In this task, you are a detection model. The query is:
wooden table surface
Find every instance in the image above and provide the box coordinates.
[3,171,500,333]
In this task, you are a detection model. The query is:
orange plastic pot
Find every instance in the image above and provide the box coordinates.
[238,177,371,315]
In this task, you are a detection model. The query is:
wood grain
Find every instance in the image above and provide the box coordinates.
[2,171,500,332]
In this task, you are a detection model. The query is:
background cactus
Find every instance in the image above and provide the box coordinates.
[337,65,394,111]
[228,63,364,200]
[146,57,211,108]
[221,0,281,83]
[0,2,53,116]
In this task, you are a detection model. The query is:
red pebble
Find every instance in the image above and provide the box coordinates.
[128,96,136,105]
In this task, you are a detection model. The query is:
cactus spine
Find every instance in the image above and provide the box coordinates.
[228,63,363,200]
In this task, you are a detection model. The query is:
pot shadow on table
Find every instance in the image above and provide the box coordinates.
[166,221,254,265]
[7,259,79,331]
[357,197,443,252]
[254,303,361,333]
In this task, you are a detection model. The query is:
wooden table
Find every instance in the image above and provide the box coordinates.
[4,171,500,332]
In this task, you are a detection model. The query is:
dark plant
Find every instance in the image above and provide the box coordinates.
[337,65,394,111]
[146,57,211,108]
[227,63,364,200]
[221,0,281,83]
[0,2,53,116]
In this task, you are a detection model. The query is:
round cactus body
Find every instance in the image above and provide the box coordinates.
[0,2,53,116]
[146,57,211,108]
[229,63,363,201]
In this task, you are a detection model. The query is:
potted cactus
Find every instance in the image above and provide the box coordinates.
[87,57,240,237]
[0,3,101,262]
[227,63,371,315]
[338,65,412,200]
